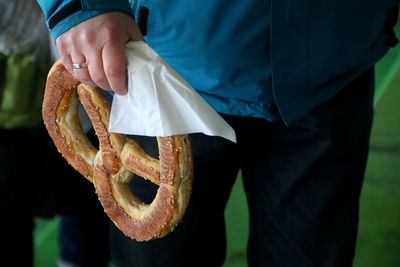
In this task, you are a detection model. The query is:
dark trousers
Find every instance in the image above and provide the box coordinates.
[0,126,44,267]
[0,124,110,267]
[110,68,374,267]
[57,130,111,267]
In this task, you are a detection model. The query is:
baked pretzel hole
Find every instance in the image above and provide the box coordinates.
[42,61,193,241]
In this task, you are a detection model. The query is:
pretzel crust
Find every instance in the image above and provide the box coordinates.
[42,60,193,241]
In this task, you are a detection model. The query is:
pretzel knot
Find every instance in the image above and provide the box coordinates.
[42,60,193,241]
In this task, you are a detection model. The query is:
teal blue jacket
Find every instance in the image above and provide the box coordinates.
[37,0,399,125]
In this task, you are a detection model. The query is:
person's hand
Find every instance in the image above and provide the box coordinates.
[56,12,143,95]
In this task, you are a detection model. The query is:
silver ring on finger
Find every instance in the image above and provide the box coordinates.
[72,62,88,69]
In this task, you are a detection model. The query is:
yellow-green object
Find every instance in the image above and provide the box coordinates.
[0,52,46,129]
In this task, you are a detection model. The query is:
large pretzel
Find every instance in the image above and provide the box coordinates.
[42,60,193,241]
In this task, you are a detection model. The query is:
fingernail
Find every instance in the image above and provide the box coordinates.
[116,88,128,95]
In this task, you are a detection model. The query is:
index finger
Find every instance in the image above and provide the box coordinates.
[102,42,128,95]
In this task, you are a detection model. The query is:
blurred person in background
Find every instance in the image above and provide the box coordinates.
[0,1,53,265]
[0,1,110,267]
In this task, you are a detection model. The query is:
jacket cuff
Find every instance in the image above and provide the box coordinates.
[47,0,133,40]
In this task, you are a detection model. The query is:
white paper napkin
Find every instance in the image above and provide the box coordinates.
[108,41,237,143]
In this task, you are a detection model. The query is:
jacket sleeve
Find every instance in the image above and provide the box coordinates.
[36,0,133,39]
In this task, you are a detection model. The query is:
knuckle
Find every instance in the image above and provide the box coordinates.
[81,78,94,86]
[103,24,119,39]
[56,41,68,54]
[59,56,69,66]
[105,65,123,77]
[91,73,108,85]
[79,30,95,44]
[75,73,91,84]
[101,26,124,45]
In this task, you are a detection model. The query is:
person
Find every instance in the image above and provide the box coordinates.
[0,2,110,267]
[36,1,399,267]
[0,2,54,266]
